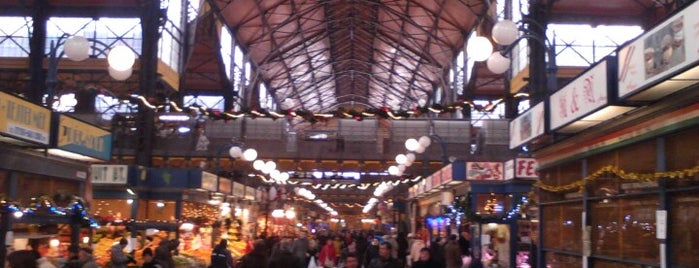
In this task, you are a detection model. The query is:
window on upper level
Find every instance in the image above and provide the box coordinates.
[95,94,138,120]
[184,95,225,111]
[0,16,32,57]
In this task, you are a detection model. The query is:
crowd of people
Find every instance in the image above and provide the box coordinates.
[228,229,475,268]
[6,229,479,268]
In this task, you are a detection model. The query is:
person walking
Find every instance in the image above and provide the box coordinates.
[444,235,463,268]
[77,248,98,268]
[210,240,234,268]
[110,238,132,268]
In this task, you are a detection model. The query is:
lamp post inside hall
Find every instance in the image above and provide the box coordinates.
[45,34,136,109]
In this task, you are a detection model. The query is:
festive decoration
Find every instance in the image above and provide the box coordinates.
[1,195,97,227]
[534,165,699,193]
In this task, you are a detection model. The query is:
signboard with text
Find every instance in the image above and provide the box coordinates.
[514,158,539,179]
[219,178,232,195]
[617,1,699,100]
[55,114,112,161]
[0,91,51,145]
[466,162,504,181]
[201,171,218,191]
[509,102,545,149]
[550,60,610,131]
[91,164,129,184]
[232,182,245,198]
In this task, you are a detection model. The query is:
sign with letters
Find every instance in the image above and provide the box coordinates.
[0,91,51,145]
[55,114,112,161]
[514,158,539,179]
[550,60,610,131]
[91,164,129,184]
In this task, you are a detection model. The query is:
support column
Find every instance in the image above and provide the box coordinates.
[28,0,48,105]
[527,0,549,104]
[135,0,162,167]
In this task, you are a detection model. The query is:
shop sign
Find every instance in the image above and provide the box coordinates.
[91,164,129,184]
[618,1,699,101]
[509,102,545,149]
[201,171,217,191]
[218,178,232,195]
[55,114,112,161]
[0,91,51,145]
[232,182,245,198]
[430,170,442,189]
[425,175,432,192]
[504,160,515,180]
[245,186,255,200]
[550,60,609,131]
[466,162,504,181]
[515,158,539,179]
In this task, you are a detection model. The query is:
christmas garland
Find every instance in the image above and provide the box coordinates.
[130,95,522,122]
[0,195,97,227]
[533,164,699,193]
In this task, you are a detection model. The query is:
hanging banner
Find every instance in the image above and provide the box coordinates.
[0,91,51,145]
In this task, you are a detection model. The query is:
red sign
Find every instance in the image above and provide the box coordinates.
[515,158,539,179]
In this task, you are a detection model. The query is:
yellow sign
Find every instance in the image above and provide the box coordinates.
[57,114,112,160]
[0,91,51,145]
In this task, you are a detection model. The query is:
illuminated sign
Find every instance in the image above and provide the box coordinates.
[0,91,51,145]
[55,114,112,161]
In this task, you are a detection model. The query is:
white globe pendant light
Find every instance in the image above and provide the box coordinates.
[229,146,242,158]
[253,159,265,170]
[108,45,135,72]
[64,36,90,61]
[242,148,258,161]
[487,52,512,74]
[492,20,519,46]
[466,35,493,62]
[108,66,132,81]
[418,136,431,148]
[395,154,407,165]
[405,138,419,151]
